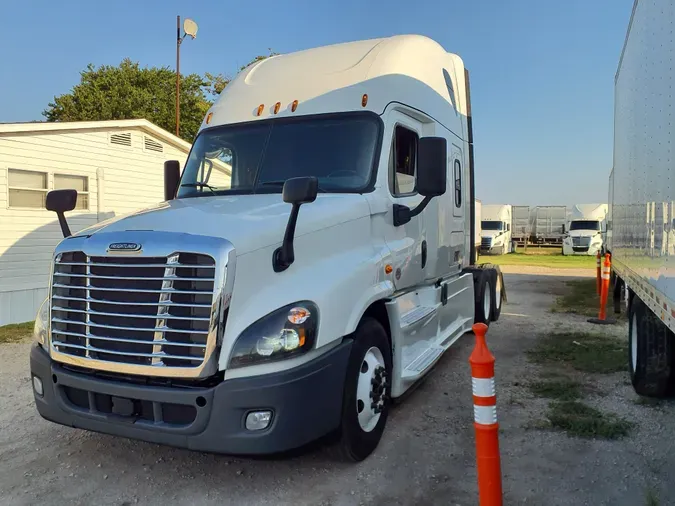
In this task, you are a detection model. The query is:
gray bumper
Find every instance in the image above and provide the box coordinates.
[30,341,351,455]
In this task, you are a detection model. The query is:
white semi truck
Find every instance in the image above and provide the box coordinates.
[562,204,608,256]
[609,0,675,398]
[480,204,512,255]
[30,35,505,461]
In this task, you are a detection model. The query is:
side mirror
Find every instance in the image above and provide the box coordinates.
[416,137,447,197]
[282,176,318,205]
[273,177,318,272]
[393,137,447,227]
[46,189,77,238]
[164,160,181,201]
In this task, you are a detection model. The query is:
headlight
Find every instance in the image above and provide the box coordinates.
[228,302,318,368]
[34,298,49,348]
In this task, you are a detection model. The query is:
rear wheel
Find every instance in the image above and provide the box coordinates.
[490,269,503,322]
[629,297,675,398]
[473,270,492,325]
[333,317,391,461]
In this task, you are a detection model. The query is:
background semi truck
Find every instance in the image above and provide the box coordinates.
[29,35,505,462]
[562,203,608,256]
[480,204,512,254]
[609,0,675,398]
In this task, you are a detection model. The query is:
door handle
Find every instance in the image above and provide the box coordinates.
[421,240,427,269]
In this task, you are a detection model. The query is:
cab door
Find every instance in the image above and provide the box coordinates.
[381,110,427,291]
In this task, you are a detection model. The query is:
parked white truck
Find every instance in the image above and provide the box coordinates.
[609,0,675,398]
[562,204,608,256]
[480,204,512,255]
[30,35,505,461]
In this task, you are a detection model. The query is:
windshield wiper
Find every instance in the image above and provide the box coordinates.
[260,180,326,193]
[181,182,218,194]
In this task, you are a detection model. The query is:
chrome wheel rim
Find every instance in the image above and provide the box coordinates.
[484,283,492,320]
[356,346,386,432]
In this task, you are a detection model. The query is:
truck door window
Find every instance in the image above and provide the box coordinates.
[390,125,418,196]
[454,159,462,208]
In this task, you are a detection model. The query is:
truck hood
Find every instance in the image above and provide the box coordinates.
[482,230,508,240]
[75,193,371,255]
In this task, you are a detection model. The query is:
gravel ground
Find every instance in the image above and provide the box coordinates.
[1,266,674,505]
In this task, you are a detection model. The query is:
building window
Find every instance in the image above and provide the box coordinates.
[54,174,89,210]
[389,125,419,196]
[8,168,48,208]
[454,159,462,208]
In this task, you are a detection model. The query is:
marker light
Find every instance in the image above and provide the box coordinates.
[291,100,298,112]
[205,112,213,124]
[256,104,265,116]
[288,306,311,324]
[273,102,281,114]
[362,94,368,107]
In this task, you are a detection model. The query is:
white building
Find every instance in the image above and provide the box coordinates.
[0,119,191,325]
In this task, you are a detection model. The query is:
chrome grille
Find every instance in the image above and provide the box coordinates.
[50,252,216,369]
[481,237,493,248]
[572,237,591,247]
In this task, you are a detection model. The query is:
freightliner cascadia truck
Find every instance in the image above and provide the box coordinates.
[30,35,504,461]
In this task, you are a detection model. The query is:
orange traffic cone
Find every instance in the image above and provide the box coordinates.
[588,253,616,325]
[470,323,503,506]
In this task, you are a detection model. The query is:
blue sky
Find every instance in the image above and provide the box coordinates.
[0,0,633,205]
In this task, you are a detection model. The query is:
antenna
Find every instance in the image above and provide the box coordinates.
[183,18,198,39]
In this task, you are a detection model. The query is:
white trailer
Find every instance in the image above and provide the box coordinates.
[480,204,512,255]
[610,0,675,398]
[474,198,482,262]
[562,204,608,256]
[29,35,505,461]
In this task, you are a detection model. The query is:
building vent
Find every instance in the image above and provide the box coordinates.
[144,136,164,153]
[110,132,132,147]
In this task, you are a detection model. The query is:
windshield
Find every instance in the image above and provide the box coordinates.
[569,220,600,231]
[481,221,504,231]
[177,113,381,198]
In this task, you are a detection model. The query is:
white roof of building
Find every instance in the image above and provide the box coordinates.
[0,119,192,152]
[206,35,468,140]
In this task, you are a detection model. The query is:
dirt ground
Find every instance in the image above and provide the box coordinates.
[2,266,674,506]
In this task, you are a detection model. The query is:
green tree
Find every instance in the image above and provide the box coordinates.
[44,51,277,142]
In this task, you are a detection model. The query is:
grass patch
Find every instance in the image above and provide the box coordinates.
[547,401,632,439]
[0,321,34,344]
[481,252,595,269]
[646,487,660,506]
[529,379,583,401]
[552,279,601,317]
[527,332,627,374]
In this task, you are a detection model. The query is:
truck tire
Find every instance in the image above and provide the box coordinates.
[473,270,492,325]
[629,297,674,398]
[489,269,503,321]
[333,317,392,461]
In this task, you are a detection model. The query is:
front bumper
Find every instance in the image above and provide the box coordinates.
[30,341,351,455]
[562,243,601,256]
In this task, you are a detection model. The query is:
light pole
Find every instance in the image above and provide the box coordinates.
[176,16,198,137]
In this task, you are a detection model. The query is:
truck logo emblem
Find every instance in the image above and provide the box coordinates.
[107,242,142,252]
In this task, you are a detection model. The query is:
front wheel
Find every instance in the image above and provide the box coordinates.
[333,317,392,461]
[473,270,492,325]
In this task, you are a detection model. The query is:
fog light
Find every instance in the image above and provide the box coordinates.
[245,410,272,431]
[32,376,44,397]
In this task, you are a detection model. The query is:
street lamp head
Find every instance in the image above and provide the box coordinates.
[183,18,198,39]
